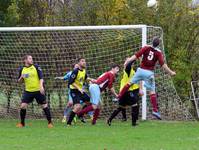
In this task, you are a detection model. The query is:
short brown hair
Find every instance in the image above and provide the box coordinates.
[23,55,31,61]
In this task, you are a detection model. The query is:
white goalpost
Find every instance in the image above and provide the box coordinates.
[0,25,193,121]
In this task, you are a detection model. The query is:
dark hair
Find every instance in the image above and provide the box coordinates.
[110,64,120,70]
[152,37,160,47]
[77,57,85,63]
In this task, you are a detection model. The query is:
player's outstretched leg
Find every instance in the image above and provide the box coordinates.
[107,107,123,126]
[77,104,90,123]
[118,84,131,99]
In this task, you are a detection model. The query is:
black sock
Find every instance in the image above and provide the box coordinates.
[20,109,26,126]
[108,107,122,122]
[43,107,52,124]
[121,108,127,120]
[67,111,76,125]
[131,104,139,125]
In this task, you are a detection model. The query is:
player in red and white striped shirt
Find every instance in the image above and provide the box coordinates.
[118,37,176,119]
[77,64,120,125]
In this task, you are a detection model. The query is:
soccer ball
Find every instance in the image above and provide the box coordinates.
[147,0,157,8]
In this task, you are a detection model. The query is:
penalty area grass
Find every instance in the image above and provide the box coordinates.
[0,119,199,150]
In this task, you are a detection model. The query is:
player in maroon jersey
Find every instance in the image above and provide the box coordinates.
[77,64,120,125]
[118,37,176,119]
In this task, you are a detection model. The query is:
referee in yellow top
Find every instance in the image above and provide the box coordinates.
[16,55,53,128]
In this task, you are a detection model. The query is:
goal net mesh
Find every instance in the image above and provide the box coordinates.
[0,26,193,120]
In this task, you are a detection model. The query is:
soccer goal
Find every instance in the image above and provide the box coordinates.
[0,25,193,121]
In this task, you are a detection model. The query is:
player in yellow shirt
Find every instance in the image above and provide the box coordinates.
[16,55,53,128]
[107,58,143,126]
[67,58,92,125]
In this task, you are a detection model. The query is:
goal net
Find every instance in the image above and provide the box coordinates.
[0,25,193,121]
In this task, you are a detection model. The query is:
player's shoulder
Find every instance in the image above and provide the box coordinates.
[33,64,42,71]
[18,66,24,71]
[108,71,115,78]
[72,68,79,74]
[146,45,162,53]
[153,47,162,52]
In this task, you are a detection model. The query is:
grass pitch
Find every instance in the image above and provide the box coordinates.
[0,119,199,150]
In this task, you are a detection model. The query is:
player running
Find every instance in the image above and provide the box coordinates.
[118,37,176,120]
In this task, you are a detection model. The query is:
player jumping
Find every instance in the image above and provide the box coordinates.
[118,37,176,120]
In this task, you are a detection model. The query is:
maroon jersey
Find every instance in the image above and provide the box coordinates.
[94,71,115,92]
[135,45,164,70]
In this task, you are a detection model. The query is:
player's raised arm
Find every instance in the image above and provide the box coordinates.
[54,76,64,80]
[162,64,176,76]
[125,46,148,66]
[110,87,118,98]
[156,49,176,76]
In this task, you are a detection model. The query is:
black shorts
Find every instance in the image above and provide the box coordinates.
[70,89,90,105]
[21,91,46,105]
[119,89,139,106]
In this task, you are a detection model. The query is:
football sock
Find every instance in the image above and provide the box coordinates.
[131,104,139,125]
[121,108,127,120]
[43,107,52,124]
[92,108,100,124]
[108,107,123,122]
[20,109,26,126]
[67,111,76,125]
[150,94,158,112]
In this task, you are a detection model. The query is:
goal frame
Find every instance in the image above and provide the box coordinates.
[0,25,163,120]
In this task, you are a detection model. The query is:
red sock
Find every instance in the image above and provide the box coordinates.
[77,105,94,116]
[118,84,131,99]
[92,108,100,125]
[150,94,158,112]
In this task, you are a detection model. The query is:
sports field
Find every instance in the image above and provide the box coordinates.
[0,120,199,150]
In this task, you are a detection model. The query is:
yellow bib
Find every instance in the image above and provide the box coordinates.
[21,65,40,92]
[120,69,139,92]
[70,69,86,90]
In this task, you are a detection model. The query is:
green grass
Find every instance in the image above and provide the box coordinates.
[1,119,199,150]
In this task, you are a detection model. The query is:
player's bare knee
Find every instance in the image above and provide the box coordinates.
[42,103,48,109]
[73,104,81,112]
[20,103,28,109]
[67,102,73,107]
[149,91,156,95]
[92,104,97,110]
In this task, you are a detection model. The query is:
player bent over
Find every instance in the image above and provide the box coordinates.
[16,55,53,128]
[77,64,120,125]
